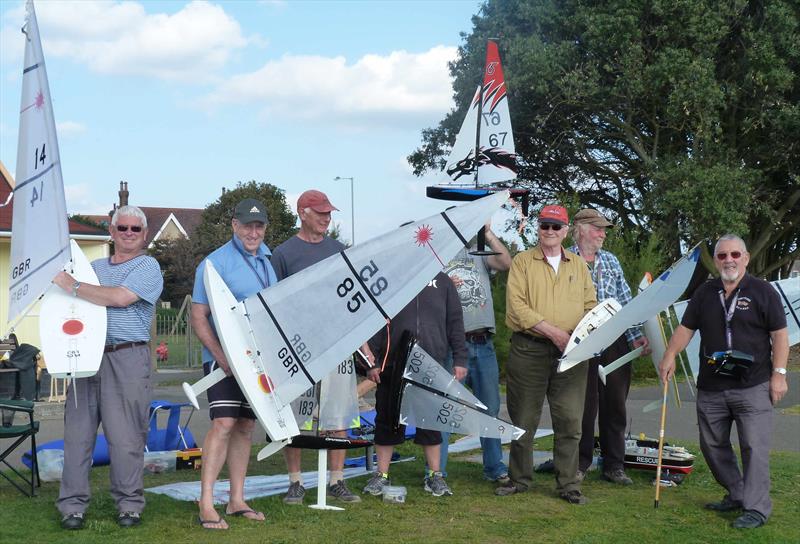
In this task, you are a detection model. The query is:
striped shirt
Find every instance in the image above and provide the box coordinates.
[92,255,163,345]
[568,246,642,344]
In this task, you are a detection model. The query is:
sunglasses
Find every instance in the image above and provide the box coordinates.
[116,225,143,233]
[539,223,564,231]
[716,251,742,260]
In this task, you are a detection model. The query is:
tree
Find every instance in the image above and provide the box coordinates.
[409,0,799,277]
[148,236,198,307]
[192,180,298,258]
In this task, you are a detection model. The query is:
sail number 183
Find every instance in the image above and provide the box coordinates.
[336,259,389,313]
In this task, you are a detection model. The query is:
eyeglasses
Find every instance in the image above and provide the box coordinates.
[539,224,564,231]
[716,251,742,260]
[116,225,143,233]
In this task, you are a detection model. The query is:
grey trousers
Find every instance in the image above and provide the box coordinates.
[696,382,773,519]
[506,333,588,494]
[57,344,151,515]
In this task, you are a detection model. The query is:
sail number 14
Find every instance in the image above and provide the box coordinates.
[336,259,388,313]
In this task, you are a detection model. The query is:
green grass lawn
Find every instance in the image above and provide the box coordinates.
[2,439,798,544]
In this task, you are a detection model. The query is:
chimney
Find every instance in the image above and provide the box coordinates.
[119,181,129,207]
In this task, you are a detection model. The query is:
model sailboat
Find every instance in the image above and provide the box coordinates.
[183,191,509,458]
[6,0,105,377]
[427,40,520,201]
[425,40,528,252]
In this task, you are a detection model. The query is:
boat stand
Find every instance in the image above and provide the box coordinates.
[308,449,343,511]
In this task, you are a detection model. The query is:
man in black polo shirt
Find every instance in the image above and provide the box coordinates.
[659,234,789,529]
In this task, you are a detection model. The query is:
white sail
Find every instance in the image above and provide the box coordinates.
[243,191,508,407]
[442,40,517,186]
[773,277,799,346]
[399,382,524,440]
[403,342,487,410]
[8,0,71,326]
[558,243,703,372]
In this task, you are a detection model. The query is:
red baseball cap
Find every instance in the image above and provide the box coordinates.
[297,190,338,213]
[538,204,569,225]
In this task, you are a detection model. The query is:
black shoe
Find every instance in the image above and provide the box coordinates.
[61,513,85,530]
[602,468,633,485]
[559,490,589,505]
[732,510,766,529]
[117,511,141,528]
[705,494,743,512]
[494,481,522,496]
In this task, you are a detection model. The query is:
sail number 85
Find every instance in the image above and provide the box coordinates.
[336,259,389,313]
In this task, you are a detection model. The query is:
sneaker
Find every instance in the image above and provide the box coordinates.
[560,490,589,505]
[705,494,743,512]
[493,473,511,486]
[576,469,586,483]
[328,480,361,503]
[602,468,633,485]
[61,513,85,530]
[362,472,390,496]
[283,481,306,505]
[732,510,766,529]
[423,472,452,497]
[117,511,141,528]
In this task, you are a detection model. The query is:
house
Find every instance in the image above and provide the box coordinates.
[0,161,111,347]
[86,182,204,248]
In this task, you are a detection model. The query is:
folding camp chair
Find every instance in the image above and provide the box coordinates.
[0,399,40,496]
[145,400,196,452]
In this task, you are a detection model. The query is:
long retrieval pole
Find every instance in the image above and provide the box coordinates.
[654,378,670,508]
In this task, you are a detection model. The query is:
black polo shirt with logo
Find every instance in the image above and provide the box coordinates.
[681,273,786,391]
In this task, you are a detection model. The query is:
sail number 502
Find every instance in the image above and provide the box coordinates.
[336,259,388,313]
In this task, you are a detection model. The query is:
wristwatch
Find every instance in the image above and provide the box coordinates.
[71,281,81,297]
[773,367,787,375]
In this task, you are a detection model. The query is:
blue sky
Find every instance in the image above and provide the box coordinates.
[0,0,492,244]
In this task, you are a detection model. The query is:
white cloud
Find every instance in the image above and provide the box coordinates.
[65,182,109,215]
[56,121,86,136]
[18,0,249,82]
[199,46,458,126]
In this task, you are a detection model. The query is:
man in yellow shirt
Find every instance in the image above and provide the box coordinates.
[496,205,596,504]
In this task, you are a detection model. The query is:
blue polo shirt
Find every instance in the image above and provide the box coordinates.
[192,236,277,363]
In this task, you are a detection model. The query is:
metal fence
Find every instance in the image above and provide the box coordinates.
[153,296,202,369]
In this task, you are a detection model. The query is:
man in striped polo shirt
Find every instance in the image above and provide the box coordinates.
[54,205,163,530]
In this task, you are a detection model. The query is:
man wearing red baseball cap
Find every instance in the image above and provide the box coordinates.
[271,189,374,505]
[498,204,597,505]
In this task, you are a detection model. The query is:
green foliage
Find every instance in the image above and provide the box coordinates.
[192,180,298,258]
[149,237,200,307]
[410,0,800,276]
[2,441,798,543]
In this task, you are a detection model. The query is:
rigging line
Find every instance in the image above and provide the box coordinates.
[775,282,800,329]
[338,250,390,320]
[255,292,315,387]
[439,210,470,249]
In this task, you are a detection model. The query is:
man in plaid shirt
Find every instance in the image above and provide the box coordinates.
[569,208,649,485]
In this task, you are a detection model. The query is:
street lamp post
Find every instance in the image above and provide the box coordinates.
[334,176,354,245]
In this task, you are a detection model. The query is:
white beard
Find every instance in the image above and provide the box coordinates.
[720,268,741,282]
